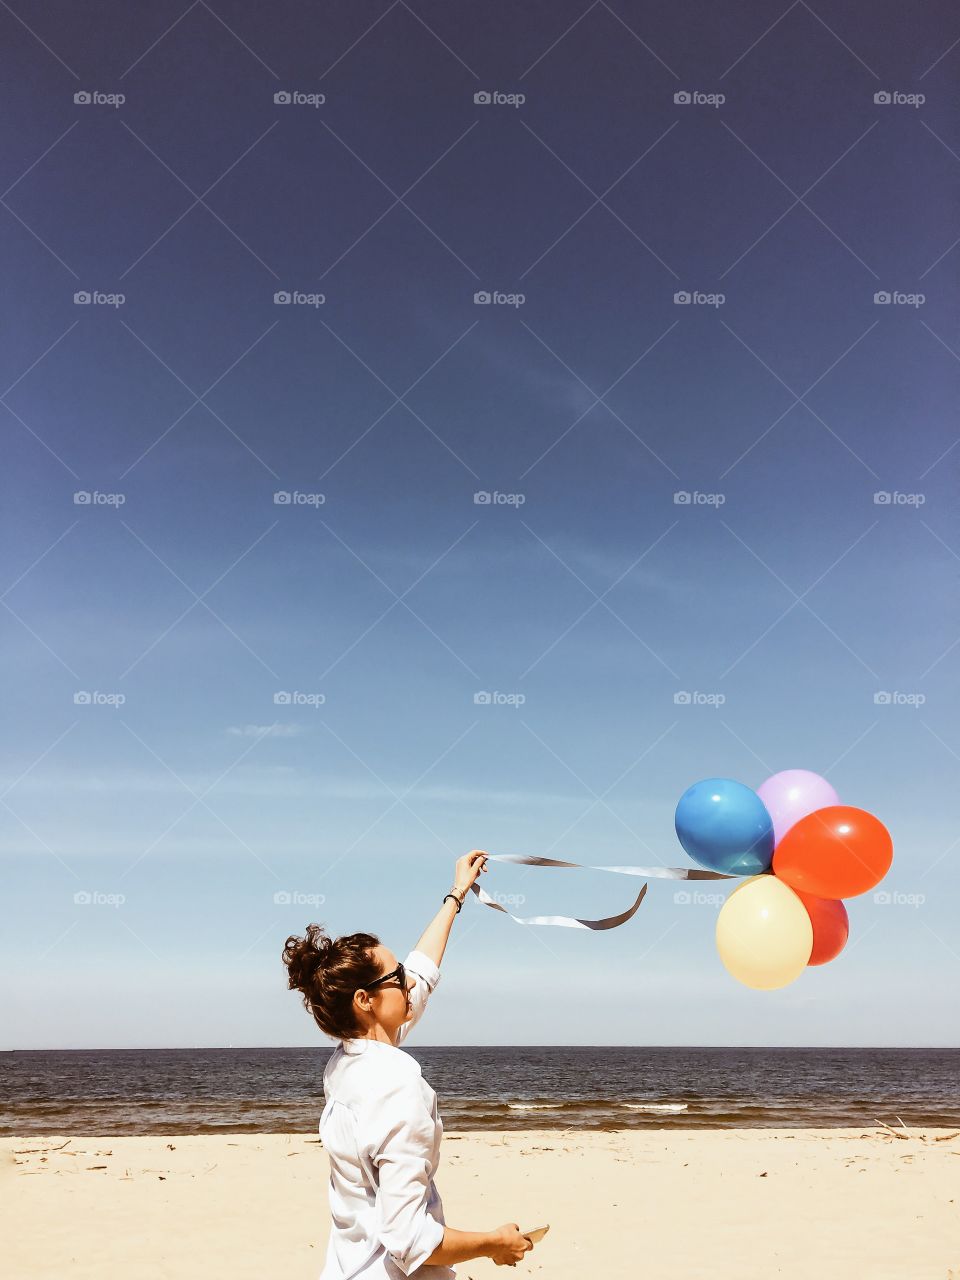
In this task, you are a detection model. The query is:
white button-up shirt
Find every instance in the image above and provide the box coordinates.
[318,949,455,1280]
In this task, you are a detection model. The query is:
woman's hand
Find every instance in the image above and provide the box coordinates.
[454,849,489,894]
[488,1223,534,1267]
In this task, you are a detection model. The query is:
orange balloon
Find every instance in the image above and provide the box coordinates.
[773,805,892,898]
[793,889,849,965]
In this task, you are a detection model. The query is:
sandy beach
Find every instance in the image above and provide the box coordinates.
[4,1127,958,1279]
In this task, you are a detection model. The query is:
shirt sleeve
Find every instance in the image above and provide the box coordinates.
[365,1077,445,1276]
[395,949,441,1047]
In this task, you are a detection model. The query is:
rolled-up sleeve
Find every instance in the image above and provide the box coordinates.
[366,1079,445,1275]
[395,949,441,1045]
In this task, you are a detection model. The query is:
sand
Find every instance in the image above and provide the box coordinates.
[3,1127,959,1279]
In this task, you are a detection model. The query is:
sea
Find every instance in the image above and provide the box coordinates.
[1,1047,957,1136]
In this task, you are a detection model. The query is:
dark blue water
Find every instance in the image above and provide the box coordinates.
[1,1047,958,1135]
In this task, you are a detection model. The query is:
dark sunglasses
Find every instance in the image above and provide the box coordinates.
[364,960,407,993]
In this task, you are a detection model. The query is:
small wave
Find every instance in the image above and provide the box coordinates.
[507,1103,558,1111]
[621,1102,689,1113]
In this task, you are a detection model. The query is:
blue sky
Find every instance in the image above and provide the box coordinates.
[1,0,958,1049]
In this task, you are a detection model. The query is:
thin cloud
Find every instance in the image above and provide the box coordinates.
[226,724,304,738]
[0,769,584,806]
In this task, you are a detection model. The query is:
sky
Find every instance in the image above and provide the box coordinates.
[1,0,958,1050]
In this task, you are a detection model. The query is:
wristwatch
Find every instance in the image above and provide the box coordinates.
[443,885,467,913]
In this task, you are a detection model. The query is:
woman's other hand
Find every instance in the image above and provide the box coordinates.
[454,850,489,894]
[488,1223,534,1267]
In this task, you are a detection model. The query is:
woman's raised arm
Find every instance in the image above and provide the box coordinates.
[411,850,489,969]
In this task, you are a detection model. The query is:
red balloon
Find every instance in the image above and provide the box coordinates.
[773,805,893,898]
[793,889,849,965]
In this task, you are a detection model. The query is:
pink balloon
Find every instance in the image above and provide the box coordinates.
[756,769,840,846]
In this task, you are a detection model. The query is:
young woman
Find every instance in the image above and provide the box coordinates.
[283,850,534,1277]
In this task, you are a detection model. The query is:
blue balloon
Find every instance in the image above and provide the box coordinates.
[675,778,774,875]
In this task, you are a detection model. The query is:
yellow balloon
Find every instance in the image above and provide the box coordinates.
[716,874,813,990]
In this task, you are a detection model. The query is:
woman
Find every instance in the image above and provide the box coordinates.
[283,849,534,1277]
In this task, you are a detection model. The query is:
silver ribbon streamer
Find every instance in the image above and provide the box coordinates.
[469,852,737,930]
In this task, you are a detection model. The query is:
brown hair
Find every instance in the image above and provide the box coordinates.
[282,923,382,1041]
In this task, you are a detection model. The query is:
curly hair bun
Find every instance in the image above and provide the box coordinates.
[281,924,381,1041]
[282,923,331,994]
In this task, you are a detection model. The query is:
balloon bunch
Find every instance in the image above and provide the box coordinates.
[674,770,893,991]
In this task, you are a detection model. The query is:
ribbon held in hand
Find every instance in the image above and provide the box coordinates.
[468,852,736,930]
